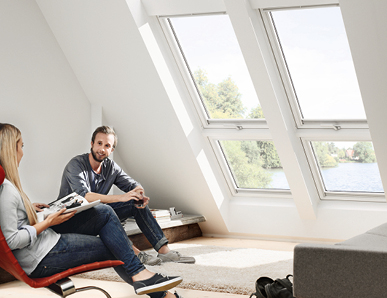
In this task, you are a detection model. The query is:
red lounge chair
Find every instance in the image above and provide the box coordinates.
[0,165,124,297]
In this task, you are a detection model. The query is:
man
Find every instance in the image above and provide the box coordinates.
[58,126,195,265]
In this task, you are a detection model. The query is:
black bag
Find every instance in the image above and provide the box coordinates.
[250,275,295,298]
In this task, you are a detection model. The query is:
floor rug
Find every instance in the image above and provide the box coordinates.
[77,243,294,295]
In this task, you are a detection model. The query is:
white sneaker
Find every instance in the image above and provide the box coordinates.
[137,251,162,266]
[158,250,195,264]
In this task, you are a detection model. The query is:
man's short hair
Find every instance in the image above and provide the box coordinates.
[91,126,117,148]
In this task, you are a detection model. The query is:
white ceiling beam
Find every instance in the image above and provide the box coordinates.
[340,0,387,201]
[224,0,319,219]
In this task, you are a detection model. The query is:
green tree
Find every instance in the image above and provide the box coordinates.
[327,142,338,155]
[216,77,246,118]
[194,69,220,117]
[193,69,246,119]
[313,142,338,167]
[221,140,272,188]
[338,148,346,160]
[353,142,376,163]
[240,141,261,165]
[248,105,265,119]
[256,141,282,169]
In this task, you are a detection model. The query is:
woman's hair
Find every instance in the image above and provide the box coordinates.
[0,123,37,225]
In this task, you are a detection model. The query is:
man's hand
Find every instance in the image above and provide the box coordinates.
[85,186,151,205]
[118,186,150,208]
[133,186,150,209]
[32,203,50,212]
[134,193,150,209]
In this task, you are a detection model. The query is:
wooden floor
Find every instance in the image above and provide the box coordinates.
[0,236,298,298]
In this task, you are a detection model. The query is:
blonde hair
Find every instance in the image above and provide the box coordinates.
[0,124,37,225]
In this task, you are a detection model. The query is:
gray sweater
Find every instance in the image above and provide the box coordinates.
[0,179,60,275]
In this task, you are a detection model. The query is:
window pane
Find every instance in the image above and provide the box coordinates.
[311,141,383,193]
[168,15,264,120]
[219,140,289,189]
[271,7,366,120]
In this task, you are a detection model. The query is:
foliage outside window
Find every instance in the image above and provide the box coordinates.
[219,140,289,189]
[194,69,264,119]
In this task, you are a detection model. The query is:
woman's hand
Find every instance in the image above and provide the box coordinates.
[32,202,49,212]
[33,208,76,235]
[46,208,76,226]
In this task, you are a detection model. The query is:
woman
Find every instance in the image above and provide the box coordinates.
[0,123,183,297]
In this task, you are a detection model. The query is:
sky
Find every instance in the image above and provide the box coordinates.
[169,6,366,120]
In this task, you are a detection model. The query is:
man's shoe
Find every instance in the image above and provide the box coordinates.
[137,251,162,266]
[158,250,195,264]
[133,273,183,295]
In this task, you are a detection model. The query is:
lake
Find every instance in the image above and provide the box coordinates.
[266,162,384,193]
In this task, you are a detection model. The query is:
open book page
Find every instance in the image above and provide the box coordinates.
[37,192,100,222]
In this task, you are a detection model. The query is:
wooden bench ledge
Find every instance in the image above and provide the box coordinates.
[122,214,206,250]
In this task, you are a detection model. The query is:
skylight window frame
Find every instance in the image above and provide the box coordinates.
[157,5,381,202]
[261,5,369,130]
[158,13,269,130]
[301,138,385,202]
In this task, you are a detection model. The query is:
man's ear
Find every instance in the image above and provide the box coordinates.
[111,147,115,153]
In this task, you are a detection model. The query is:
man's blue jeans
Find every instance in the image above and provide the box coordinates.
[108,200,168,252]
[30,205,168,298]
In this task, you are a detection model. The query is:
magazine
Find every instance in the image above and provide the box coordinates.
[37,192,100,222]
[150,209,171,218]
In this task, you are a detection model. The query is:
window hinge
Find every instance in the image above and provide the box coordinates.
[320,124,341,131]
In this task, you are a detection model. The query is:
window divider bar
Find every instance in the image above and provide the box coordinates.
[262,3,339,13]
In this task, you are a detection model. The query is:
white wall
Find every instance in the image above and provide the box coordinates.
[0,0,91,202]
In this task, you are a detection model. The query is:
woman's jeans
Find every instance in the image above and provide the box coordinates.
[29,204,168,298]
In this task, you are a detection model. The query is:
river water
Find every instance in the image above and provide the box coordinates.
[266,162,384,193]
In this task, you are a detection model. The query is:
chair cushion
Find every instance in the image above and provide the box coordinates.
[0,165,4,186]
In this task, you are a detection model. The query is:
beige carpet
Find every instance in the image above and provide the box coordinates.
[77,243,293,295]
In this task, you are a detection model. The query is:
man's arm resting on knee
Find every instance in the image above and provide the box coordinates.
[84,186,149,205]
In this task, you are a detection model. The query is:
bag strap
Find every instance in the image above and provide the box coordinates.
[274,275,294,293]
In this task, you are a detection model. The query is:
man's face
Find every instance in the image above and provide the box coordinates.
[90,133,115,163]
